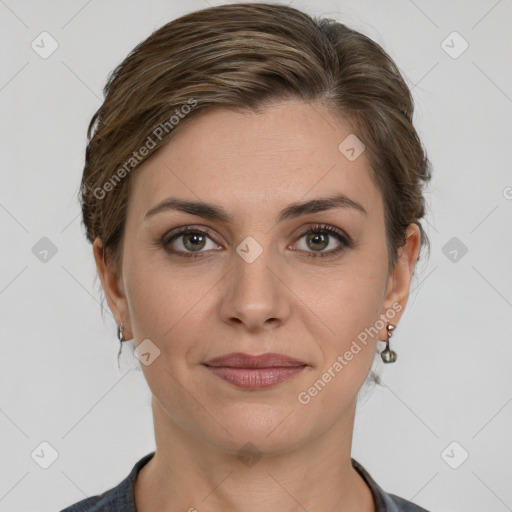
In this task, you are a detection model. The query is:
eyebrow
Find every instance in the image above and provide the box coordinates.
[144,193,368,223]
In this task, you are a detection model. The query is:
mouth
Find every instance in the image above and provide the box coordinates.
[202,352,308,390]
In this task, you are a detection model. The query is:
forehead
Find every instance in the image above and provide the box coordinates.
[127,100,382,222]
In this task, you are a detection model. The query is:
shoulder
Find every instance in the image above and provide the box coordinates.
[59,452,155,512]
[59,495,104,512]
[351,457,431,512]
[59,479,129,512]
[387,494,429,512]
[387,493,431,511]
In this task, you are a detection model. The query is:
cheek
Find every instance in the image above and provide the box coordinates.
[296,256,387,338]
[315,281,382,376]
[124,255,215,356]
[294,273,384,417]
[293,249,387,380]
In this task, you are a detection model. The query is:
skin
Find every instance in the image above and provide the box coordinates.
[93,100,421,512]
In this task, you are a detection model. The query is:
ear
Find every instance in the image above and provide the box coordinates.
[92,237,132,340]
[379,223,422,338]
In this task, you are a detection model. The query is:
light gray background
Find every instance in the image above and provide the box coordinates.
[1,0,511,511]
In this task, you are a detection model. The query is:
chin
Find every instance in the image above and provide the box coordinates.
[199,406,311,457]
[208,431,306,460]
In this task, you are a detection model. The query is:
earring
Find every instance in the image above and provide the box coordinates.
[117,322,126,343]
[380,323,397,363]
[116,322,126,368]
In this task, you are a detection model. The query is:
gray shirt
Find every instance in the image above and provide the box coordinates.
[60,452,430,511]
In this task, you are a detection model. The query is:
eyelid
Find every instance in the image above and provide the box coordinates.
[291,224,352,256]
[161,225,223,254]
[293,224,351,244]
[162,224,219,243]
[163,223,232,250]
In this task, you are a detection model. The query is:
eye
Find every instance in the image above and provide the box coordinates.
[293,224,351,258]
[161,226,221,258]
[161,223,351,260]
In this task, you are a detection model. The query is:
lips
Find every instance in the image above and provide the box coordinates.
[203,352,308,390]
[203,352,307,369]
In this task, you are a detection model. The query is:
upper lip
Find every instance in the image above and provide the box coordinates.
[204,352,307,368]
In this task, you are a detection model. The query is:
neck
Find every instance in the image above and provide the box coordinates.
[134,397,375,512]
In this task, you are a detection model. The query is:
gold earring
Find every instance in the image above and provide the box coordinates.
[380,323,397,363]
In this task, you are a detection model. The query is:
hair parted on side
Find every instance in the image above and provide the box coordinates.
[80,1,432,286]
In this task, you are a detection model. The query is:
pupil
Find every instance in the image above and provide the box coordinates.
[308,233,328,251]
[184,233,205,251]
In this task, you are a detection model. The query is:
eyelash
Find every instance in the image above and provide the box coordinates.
[160,224,352,260]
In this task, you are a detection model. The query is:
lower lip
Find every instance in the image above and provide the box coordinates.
[204,365,306,390]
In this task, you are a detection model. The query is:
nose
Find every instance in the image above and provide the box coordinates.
[218,242,291,332]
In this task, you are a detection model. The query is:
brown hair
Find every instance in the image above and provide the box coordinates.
[81,2,431,286]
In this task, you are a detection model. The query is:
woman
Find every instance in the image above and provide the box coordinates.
[62,2,432,511]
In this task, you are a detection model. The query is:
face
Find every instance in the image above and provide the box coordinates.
[94,100,420,456]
